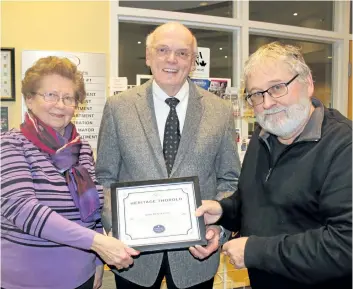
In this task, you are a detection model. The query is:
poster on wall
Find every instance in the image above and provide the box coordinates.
[110,77,128,96]
[1,107,9,132]
[189,47,210,78]
[190,78,231,98]
[21,51,106,149]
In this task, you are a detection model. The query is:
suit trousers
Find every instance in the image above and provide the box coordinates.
[114,252,214,289]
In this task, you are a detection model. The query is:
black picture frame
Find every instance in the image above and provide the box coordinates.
[1,48,16,101]
[111,176,207,252]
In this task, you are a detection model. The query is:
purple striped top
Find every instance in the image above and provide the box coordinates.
[1,130,104,289]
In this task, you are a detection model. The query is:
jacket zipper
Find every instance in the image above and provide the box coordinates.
[265,168,272,182]
[261,139,319,183]
[261,139,273,182]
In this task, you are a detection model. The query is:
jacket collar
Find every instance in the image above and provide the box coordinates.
[135,77,204,177]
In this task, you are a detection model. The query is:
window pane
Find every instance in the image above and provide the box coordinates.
[250,1,333,31]
[119,22,234,85]
[119,1,234,18]
[249,35,332,107]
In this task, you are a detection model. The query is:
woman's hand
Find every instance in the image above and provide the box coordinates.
[91,234,140,270]
[93,265,104,289]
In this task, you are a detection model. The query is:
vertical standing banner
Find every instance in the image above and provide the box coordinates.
[21,51,106,149]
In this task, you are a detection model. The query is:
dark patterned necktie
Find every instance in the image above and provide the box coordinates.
[163,97,180,176]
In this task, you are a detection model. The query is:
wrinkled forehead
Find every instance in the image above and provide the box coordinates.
[247,58,294,88]
[153,28,194,50]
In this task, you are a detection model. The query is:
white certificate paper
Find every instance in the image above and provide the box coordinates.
[111,177,206,251]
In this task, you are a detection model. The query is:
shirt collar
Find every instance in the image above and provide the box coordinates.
[259,97,324,143]
[152,80,189,103]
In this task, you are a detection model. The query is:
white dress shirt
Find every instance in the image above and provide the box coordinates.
[152,80,189,146]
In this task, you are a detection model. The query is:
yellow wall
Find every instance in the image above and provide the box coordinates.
[349,41,352,120]
[1,0,110,129]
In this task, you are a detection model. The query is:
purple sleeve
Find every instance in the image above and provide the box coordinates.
[1,135,96,250]
[95,227,104,266]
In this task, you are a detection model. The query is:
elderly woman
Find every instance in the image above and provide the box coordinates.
[1,57,139,289]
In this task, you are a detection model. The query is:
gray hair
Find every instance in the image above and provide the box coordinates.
[243,42,312,87]
[145,22,198,55]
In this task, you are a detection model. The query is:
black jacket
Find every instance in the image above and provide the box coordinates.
[219,99,352,289]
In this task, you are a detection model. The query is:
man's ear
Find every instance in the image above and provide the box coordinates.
[146,47,151,67]
[306,74,314,97]
[190,56,196,72]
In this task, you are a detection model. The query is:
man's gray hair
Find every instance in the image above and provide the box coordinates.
[243,42,312,87]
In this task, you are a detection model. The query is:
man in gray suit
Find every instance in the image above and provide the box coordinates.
[96,22,240,289]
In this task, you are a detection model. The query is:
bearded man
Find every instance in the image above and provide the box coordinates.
[196,42,352,289]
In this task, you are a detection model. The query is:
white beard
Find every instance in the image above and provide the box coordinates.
[256,97,312,138]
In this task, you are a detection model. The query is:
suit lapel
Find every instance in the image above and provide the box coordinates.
[171,80,204,176]
[134,80,168,175]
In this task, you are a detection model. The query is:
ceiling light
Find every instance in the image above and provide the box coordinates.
[219,47,223,50]
[200,2,208,6]
[225,56,228,59]
[327,56,332,59]
[293,13,298,16]
[137,41,141,44]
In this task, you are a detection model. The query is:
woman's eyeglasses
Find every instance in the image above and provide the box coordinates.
[33,92,77,107]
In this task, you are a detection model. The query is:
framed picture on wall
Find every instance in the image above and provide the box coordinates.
[1,107,9,132]
[136,74,152,86]
[1,48,16,101]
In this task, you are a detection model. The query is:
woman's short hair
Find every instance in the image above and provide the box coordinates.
[22,56,86,103]
[243,42,312,87]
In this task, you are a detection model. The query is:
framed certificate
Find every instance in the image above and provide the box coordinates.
[111,176,207,252]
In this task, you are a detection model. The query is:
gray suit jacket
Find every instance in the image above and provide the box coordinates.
[96,79,241,288]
